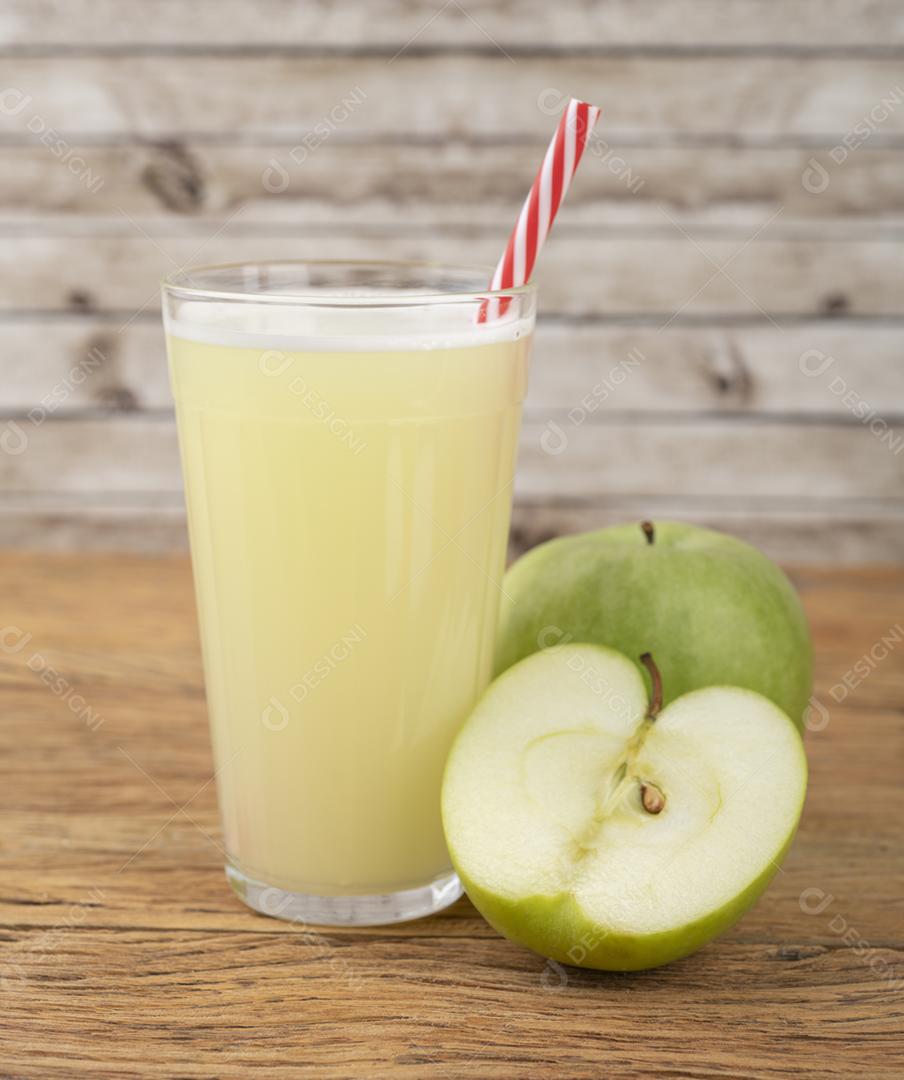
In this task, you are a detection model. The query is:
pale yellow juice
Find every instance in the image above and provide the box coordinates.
[166,299,532,899]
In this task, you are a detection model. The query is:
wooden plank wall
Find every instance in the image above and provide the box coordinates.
[0,0,902,562]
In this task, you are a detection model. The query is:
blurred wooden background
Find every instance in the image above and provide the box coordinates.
[1,0,902,562]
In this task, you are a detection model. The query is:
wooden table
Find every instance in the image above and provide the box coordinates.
[1,553,902,1078]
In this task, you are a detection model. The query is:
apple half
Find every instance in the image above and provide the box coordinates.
[442,644,807,971]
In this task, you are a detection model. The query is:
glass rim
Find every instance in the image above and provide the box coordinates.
[161,259,538,307]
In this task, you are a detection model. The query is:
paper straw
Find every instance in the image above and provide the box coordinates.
[480,97,601,321]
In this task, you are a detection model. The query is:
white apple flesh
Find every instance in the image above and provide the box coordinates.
[442,644,807,971]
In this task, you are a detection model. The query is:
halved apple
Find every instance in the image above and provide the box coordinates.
[442,644,807,971]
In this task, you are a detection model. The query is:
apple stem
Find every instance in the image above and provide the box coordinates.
[641,521,655,545]
[639,652,663,721]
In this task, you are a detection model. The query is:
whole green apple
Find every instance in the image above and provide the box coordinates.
[495,521,812,729]
[442,644,807,971]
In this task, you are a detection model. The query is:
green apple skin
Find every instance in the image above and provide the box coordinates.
[495,521,813,730]
[456,830,797,972]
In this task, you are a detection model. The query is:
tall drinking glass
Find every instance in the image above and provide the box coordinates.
[162,261,536,925]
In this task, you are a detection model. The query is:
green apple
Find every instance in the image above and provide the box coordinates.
[495,521,813,730]
[442,643,807,971]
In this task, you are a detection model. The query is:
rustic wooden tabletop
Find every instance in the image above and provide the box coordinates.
[1,553,902,1078]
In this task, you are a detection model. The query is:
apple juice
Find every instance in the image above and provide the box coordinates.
[165,295,532,901]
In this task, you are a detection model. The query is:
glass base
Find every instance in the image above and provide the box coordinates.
[226,864,464,927]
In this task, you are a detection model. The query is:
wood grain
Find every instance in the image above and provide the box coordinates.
[507,499,904,567]
[2,144,902,224]
[1,309,901,562]
[3,55,904,140]
[2,493,904,565]
[2,230,901,317]
[4,317,903,417]
[2,414,900,500]
[0,553,901,1077]
[1,2,901,563]
[4,0,904,49]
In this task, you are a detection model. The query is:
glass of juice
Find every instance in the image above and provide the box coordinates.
[162,261,536,925]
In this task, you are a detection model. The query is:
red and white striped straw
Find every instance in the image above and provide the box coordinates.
[480,97,601,321]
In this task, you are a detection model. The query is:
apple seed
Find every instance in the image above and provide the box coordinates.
[640,781,666,815]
